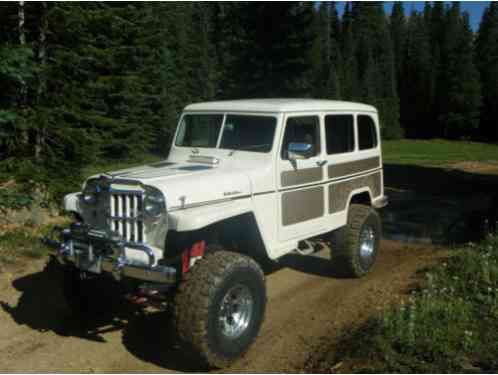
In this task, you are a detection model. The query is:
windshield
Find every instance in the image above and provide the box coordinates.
[175,114,277,153]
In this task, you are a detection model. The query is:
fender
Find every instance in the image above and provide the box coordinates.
[345,187,373,212]
[63,192,81,213]
[168,197,253,232]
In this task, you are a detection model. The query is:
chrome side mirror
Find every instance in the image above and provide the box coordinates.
[288,142,314,160]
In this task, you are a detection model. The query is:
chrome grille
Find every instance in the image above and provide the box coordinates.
[110,191,145,243]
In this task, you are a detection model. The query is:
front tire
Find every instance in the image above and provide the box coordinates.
[174,251,266,368]
[330,204,381,277]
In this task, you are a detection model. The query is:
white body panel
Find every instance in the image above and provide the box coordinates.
[64,99,385,260]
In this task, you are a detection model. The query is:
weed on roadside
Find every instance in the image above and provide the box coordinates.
[0,224,63,266]
[311,233,498,373]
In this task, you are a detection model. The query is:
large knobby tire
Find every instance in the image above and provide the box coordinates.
[174,251,266,368]
[330,204,381,278]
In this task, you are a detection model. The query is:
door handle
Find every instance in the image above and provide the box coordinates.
[316,160,327,167]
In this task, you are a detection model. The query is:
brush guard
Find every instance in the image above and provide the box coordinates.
[42,223,177,285]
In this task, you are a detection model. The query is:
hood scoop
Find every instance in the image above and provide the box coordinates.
[188,155,220,166]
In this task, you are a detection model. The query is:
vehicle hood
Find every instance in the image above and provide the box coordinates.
[97,160,253,210]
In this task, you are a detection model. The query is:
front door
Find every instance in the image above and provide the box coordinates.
[277,114,327,241]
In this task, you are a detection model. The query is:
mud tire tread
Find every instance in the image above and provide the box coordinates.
[330,204,381,278]
[174,251,266,368]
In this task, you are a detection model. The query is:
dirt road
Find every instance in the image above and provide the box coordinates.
[0,240,444,373]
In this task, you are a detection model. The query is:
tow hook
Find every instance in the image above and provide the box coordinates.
[125,283,171,310]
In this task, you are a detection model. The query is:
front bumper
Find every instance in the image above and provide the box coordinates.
[43,223,177,284]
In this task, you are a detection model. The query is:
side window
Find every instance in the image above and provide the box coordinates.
[281,116,320,160]
[358,115,378,150]
[325,115,355,154]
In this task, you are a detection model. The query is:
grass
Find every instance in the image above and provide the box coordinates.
[0,154,161,266]
[383,139,498,166]
[311,233,498,373]
[0,224,64,265]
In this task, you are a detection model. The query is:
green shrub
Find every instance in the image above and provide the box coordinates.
[334,234,498,373]
[0,187,34,213]
[0,226,56,264]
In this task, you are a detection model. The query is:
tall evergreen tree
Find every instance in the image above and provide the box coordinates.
[476,3,498,142]
[230,2,314,97]
[390,2,405,94]
[1,1,497,200]
[401,10,432,138]
[340,2,359,100]
[439,5,481,139]
[429,1,446,137]
[327,2,342,99]
[350,2,401,139]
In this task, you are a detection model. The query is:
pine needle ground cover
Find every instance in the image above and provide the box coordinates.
[309,234,498,373]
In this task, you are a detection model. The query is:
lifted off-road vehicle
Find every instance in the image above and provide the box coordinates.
[45,99,387,367]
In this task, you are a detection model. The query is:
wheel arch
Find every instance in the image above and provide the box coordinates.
[346,188,373,212]
[164,209,270,265]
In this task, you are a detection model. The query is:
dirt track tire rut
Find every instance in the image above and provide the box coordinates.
[0,240,443,372]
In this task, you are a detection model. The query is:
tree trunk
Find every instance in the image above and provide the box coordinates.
[18,0,26,100]
[35,1,48,162]
[18,1,29,150]
[18,1,25,45]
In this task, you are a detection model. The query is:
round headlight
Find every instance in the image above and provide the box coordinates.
[82,179,98,205]
[83,193,96,204]
[144,187,165,217]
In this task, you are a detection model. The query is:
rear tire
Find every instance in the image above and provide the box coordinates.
[330,204,381,277]
[174,251,266,368]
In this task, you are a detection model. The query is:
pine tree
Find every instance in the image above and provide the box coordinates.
[340,2,359,100]
[429,1,447,137]
[439,4,481,139]
[350,2,401,139]
[327,2,342,99]
[230,2,314,97]
[476,3,498,142]
[401,10,432,138]
[390,2,405,94]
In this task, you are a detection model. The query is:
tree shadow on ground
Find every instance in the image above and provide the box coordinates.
[2,162,497,372]
[0,257,203,372]
[276,250,357,279]
[382,163,498,244]
[384,163,498,196]
[121,311,208,372]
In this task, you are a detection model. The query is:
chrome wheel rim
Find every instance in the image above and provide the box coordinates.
[359,225,376,269]
[218,284,254,339]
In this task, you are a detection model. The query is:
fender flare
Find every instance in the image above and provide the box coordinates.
[167,198,254,232]
[345,187,373,212]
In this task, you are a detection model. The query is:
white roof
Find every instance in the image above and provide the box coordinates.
[184,98,377,113]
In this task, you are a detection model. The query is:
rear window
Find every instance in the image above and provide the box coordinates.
[358,115,378,150]
[325,115,355,154]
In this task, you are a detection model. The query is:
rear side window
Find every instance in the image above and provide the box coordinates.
[281,116,320,159]
[325,115,355,154]
[358,115,378,150]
